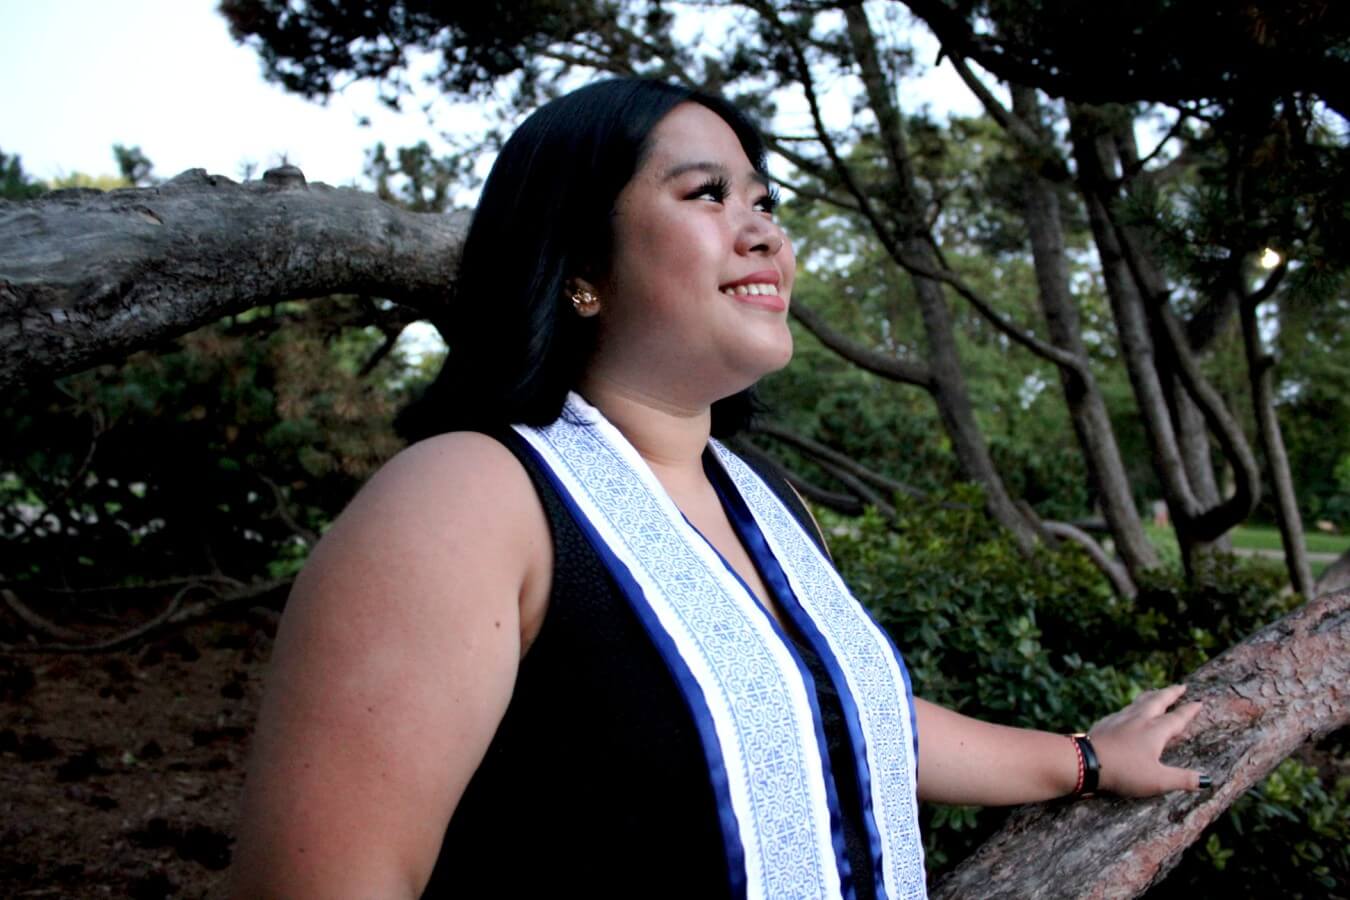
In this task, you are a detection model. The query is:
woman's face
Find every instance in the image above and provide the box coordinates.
[586,102,796,408]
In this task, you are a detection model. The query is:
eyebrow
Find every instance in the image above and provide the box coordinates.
[662,160,770,189]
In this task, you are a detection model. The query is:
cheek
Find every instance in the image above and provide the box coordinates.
[780,233,798,294]
[632,214,724,299]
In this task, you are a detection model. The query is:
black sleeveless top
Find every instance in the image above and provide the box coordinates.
[422,432,879,898]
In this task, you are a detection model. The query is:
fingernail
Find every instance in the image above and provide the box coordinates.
[1198,774,1212,789]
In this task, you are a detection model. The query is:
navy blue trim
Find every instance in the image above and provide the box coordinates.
[514,436,749,899]
[706,450,901,900]
[680,462,853,900]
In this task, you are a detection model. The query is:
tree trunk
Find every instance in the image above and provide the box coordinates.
[1012,85,1158,581]
[1167,373,1233,568]
[1070,108,1259,578]
[1112,124,1261,551]
[934,588,1350,899]
[909,250,1040,553]
[0,167,466,392]
[1241,295,1314,598]
[1070,121,1198,527]
[839,3,1040,553]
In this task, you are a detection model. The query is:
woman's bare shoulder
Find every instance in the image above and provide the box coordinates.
[303,429,551,630]
[349,430,538,525]
[231,430,550,896]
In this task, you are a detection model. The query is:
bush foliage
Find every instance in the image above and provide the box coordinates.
[822,488,1345,891]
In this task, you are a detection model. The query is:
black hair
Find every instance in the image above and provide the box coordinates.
[397,78,767,442]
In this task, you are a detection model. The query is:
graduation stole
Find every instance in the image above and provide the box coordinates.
[514,394,926,900]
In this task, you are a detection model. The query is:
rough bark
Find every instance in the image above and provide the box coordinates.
[934,588,1350,900]
[0,166,467,392]
[1011,85,1159,579]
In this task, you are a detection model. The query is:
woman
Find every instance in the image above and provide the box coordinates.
[231,79,1206,899]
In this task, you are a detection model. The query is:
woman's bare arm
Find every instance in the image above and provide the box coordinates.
[915,687,1205,806]
[230,433,550,899]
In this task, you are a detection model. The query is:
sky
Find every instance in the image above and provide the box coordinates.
[0,0,984,190]
[0,0,470,186]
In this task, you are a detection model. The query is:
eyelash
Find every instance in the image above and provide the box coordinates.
[689,176,780,214]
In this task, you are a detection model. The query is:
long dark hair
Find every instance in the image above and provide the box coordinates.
[398,79,767,442]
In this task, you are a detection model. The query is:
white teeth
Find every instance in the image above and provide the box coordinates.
[723,283,777,296]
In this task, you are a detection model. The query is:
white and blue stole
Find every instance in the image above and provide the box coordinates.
[513,394,926,900]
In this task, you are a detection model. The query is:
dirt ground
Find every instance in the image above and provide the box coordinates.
[1,613,272,899]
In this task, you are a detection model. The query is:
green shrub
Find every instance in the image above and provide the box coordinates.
[820,487,1344,888]
[1153,752,1350,899]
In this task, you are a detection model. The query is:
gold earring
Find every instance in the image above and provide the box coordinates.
[569,285,600,317]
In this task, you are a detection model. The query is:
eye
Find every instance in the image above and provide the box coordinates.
[754,186,781,215]
[687,176,731,203]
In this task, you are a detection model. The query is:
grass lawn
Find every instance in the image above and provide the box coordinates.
[1142,522,1346,579]
[1229,524,1350,556]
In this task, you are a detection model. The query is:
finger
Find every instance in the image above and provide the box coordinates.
[1137,683,1187,716]
[1160,701,1204,743]
[1163,765,1210,792]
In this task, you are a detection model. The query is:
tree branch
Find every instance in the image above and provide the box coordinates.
[1042,520,1136,598]
[0,167,468,392]
[356,321,410,377]
[259,475,319,546]
[1106,205,1263,540]
[935,588,1350,898]
[790,298,932,387]
[1122,114,1189,183]
[1,588,87,642]
[1,577,292,653]
[805,4,1092,378]
[1239,285,1313,598]
[754,0,901,257]
[751,420,927,500]
[812,456,897,520]
[769,174,862,214]
[944,56,1070,182]
[729,438,866,517]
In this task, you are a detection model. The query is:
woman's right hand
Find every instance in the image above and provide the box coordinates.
[1087,684,1207,797]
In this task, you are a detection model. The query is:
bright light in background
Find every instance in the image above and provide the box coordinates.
[1259,247,1282,269]
[0,1,979,191]
[0,0,475,186]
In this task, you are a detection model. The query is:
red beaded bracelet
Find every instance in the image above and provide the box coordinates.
[1068,733,1100,797]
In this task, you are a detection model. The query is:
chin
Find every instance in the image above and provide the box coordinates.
[763,330,794,372]
[741,333,795,385]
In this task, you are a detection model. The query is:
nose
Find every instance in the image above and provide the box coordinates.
[735,210,784,257]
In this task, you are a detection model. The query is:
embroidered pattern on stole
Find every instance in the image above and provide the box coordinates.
[514,395,925,900]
